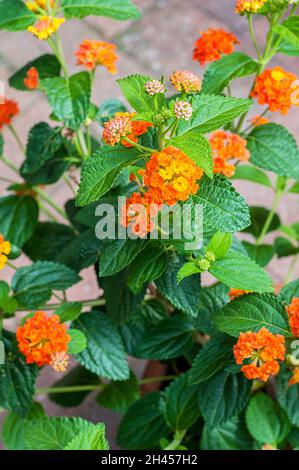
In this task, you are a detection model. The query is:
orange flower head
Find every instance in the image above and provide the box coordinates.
[286,297,299,337]
[210,130,250,177]
[26,0,55,12]
[289,367,299,386]
[193,28,239,65]
[121,192,160,237]
[251,66,299,114]
[16,311,71,367]
[0,98,19,130]
[103,112,152,147]
[75,39,118,73]
[251,115,269,127]
[0,234,11,270]
[229,288,250,301]
[24,67,39,90]
[28,16,65,40]
[170,70,201,94]
[234,328,286,382]
[143,147,204,206]
[235,0,266,14]
[50,351,70,373]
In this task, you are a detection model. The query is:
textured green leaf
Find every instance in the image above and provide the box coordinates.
[117,74,164,113]
[99,238,148,277]
[54,302,82,323]
[232,164,272,187]
[68,329,87,354]
[127,247,167,294]
[96,371,140,413]
[0,0,35,31]
[0,281,18,315]
[206,231,232,259]
[65,423,109,450]
[2,403,44,450]
[243,241,275,267]
[274,17,299,47]
[62,0,140,20]
[9,54,60,91]
[169,132,213,177]
[56,229,101,272]
[279,278,299,305]
[200,416,254,450]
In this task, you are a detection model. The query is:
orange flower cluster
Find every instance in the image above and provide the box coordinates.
[170,70,201,94]
[286,297,299,337]
[210,130,250,177]
[234,328,286,382]
[0,234,11,270]
[289,367,299,386]
[193,28,239,65]
[28,16,65,40]
[121,192,160,237]
[229,288,250,301]
[75,39,118,73]
[143,147,203,206]
[16,311,71,368]
[0,98,19,130]
[235,0,266,14]
[103,112,152,147]
[251,67,299,114]
[251,115,269,127]
[26,0,55,12]
[24,67,39,90]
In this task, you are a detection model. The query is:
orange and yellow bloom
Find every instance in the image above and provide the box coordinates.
[28,16,65,40]
[251,66,299,114]
[0,234,11,270]
[24,67,39,90]
[75,39,118,73]
[103,112,152,147]
[170,70,201,94]
[143,147,203,206]
[251,115,269,127]
[26,0,55,12]
[234,328,286,381]
[0,98,19,130]
[286,297,299,337]
[16,311,71,368]
[229,288,250,301]
[121,192,160,237]
[193,28,239,65]
[210,130,250,177]
[289,367,299,386]
[235,0,266,14]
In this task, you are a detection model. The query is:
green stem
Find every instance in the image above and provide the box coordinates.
[284,254,299,286]
[38,201,59,222]
[248,14,262,61]
[164,430,187,451]
[63,174,76,196]
[256,180,284,246]
[0,154,19,174]
[123,137,154,154]
[16,298,106,312]
[8,125,25,154]
[6,261,17,270]
[35,187,68,220]
[77,129,89,158]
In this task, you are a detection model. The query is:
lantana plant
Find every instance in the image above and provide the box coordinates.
[0,0,299,451]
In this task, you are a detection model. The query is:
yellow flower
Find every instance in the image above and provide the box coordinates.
[0,234,11,270]
[28,16,65,40]
[26,0,55,12]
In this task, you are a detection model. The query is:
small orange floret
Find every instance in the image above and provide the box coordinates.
[235,0,266,14]
[251,66,299,115]
[234,328,285,382]
[16,311,71,367]
[289,367,299,386]
[121,192,160,237]
[286,297,299,337]
[251,115,269,127]
[143,147,203,206]
[229,288,250,301]
[103,112,152,147]
[210,130,250,178]
[193,28,239,65]
[0,98,19,130]
[24,67,39,90]
[170,70,201,94]
[28,16,65,40]
[75,39,118,73]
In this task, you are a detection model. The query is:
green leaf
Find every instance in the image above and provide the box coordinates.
[65,423,109,450]
[68,329,87,354]
[244,206,280,238]
[56,229,101,272]
[0,0,35,31]
[200,416,254,450]
[273,17,299,48]
[193,175,251,233]
[55,302,82,323]
[275,237,299,258]
[198,370,251,428]
[189,336,234,385]
[99,238,148,277]
[73,310,129,380]
[96,371,140,413]
[127,247,167,294]
[210,250,273,292]
[135,315,195,360]
[12,261,81,308]
[176,262,201,283]
[62,0,140,20]
[168,132,213,177]
[177,94,252,136]
[246,393,291,445]
[278,278,299,305]
[0,195,39,248]
[214,293,291,337]
[96,98,127,125]
[0,331,38,417]
[40,72,91,130]
[117,392,169,450]
[76,147,141,206]
[202,52,259,95]
[117,74,163,113]
[247,123,299,178]
[161,373,200,431]
[0,281,18,315]
[2,403,44,450]
[232,164,272,188]
[206,231,232,259]
[192,283,230,334]
[277,365,299,427]
[9,54,60,91]
[243,241,275,267]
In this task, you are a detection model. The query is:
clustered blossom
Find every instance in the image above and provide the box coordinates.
[26,0,55,12]
[121,192,160,237]
[235,0,266,13]
[28,16,65,40]
[0,98,19,130]
[16,311,71,368]
[24,67,39,90]
[75,39,118,73]
[251,66,299,114]
[234,328,286,382]
[142,147,203,206]
[50,352,70,373]
[193,28,239,65]
[210,130,250,177]
[251,115,269,127]
[229,288,250,301]
[286,297,299,337]
[170,70,202,94]
[144,80,166,96]
[173,100,193,120]
[0,234,11,270]
[103,112,152,147]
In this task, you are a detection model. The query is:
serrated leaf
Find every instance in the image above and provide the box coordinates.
[232,164,272,187]
[117,74,163,113]
[278,278,299,305]
[214,293,291,337]
[9,54,60,91]
[168,132,213,177]
[2,403,44,450]
[127,246,167,293]
[73,310,129,380]
[200,416,254,450]
[99,238,148,277]
[273,17,299,48]
[96,371,140,413]
[206,231,232,259]
[68,329,87,354]
[0,0,35,31]
[65,423,109,450]
[54,302,82,323]
[62,0,140,20]
[56,229,101,272]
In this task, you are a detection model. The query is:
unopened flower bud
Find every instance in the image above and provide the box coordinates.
[205,251,216,262]
[198,258,210,271]
[152,112,166,125]
[144,80,166,96]
[173,100,193,120]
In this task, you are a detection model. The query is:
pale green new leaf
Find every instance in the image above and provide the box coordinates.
[118,74,164,113]
[62,0,140,20]
[0,0,35,31]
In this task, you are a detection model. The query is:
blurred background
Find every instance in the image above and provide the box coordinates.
[0,0,298,449]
